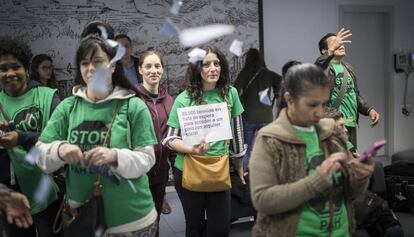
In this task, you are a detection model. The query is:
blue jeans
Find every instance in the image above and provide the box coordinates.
[243,121,269,172]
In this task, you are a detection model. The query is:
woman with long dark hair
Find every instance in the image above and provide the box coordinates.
[163,45,246,237]
[36,35,158,237]
[234,48,281,172]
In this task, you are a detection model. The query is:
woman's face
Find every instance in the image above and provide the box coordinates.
[80,46,112,86]
[38,60,53,81]
[139,53,163,87]
[286,85,330,127]
[200,52,221,89]
[0,54,28,96]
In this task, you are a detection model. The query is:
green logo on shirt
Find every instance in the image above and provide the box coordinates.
[13,106,43,132]
[68,121,108,151]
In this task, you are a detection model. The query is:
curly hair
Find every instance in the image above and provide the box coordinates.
[183,45,230,104]
[30,54,57,88]
[0,37,32,70]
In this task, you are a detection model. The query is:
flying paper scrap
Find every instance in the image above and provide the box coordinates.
[170,0,183,15]
[160,18,180,38]
[229,39,243,57]
[259,88,272,106]
[188,48,207,64]
[179,24,235,47]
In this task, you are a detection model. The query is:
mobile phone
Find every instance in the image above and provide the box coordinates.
[358,139,387,162]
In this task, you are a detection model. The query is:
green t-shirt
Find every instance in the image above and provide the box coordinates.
[167,87,244,171]
[0,86,59,214]
[294,126,349,237]
[39,96,157,227]
[329,62,357,127]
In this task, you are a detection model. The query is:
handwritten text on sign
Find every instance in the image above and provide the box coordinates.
[178,102,232,146]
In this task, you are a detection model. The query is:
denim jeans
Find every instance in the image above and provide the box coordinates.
[243,121,269,172]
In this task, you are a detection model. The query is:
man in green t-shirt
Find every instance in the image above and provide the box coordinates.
[315,28,380,146]
[0,37,61,237]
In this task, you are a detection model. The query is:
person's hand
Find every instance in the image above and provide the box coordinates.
[317,152,347,184]
[348,156,375,180]
[369,109,380,127]
[5,192,33,228]
[0,187,11,210]
[84,146,117,167]
[191,140,210,155]
[327,28,352,56]
[233,158,246,184]
[0,131,18,149]
[58,143,84,165]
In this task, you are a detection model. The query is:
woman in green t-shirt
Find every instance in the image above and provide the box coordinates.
[163,45,246,237]
[249,62,375,237]
[36,35,158,236]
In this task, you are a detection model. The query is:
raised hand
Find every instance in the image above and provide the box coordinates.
[327,28,352,56]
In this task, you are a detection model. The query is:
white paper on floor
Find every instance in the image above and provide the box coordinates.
[179,24,235,47]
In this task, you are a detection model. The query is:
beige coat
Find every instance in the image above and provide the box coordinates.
[249,108,369,237]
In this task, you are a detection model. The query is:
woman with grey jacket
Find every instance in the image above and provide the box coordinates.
[249,63,374,237]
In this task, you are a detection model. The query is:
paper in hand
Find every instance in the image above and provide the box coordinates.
[229,39,243,57]
[179,24,235,47]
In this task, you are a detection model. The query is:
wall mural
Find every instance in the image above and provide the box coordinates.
[0,0,259,97]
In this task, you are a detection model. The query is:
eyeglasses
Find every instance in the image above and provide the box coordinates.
[40,66,53,71]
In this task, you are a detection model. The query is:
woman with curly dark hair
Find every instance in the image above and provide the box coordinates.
[30,54,57,88]
[163,45,246,237]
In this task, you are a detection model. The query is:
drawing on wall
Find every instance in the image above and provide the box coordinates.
[0,0,259,96]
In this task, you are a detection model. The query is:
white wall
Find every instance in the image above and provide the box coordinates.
[263,0,414,153]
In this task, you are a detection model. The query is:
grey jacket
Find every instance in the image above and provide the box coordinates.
[249,108,370,237]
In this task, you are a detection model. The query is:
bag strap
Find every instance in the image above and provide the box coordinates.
[320,141,334,237]
[239,68,264,99]
[401,181,414,214]
[95,100,123,196]
[331,66,350,109]
[223,94,231,146]
[102,100,123,147]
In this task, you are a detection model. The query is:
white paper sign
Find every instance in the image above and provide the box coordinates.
[178,102,232,146]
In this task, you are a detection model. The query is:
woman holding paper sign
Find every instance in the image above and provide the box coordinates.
[163,45,246,237]
[249,62,374,237]
[36,35,158,236]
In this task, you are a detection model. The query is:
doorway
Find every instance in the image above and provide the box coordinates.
[339,6,393,156]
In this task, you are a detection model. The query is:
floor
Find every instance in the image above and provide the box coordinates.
[160,156,414,237]
[159,187,254,237]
